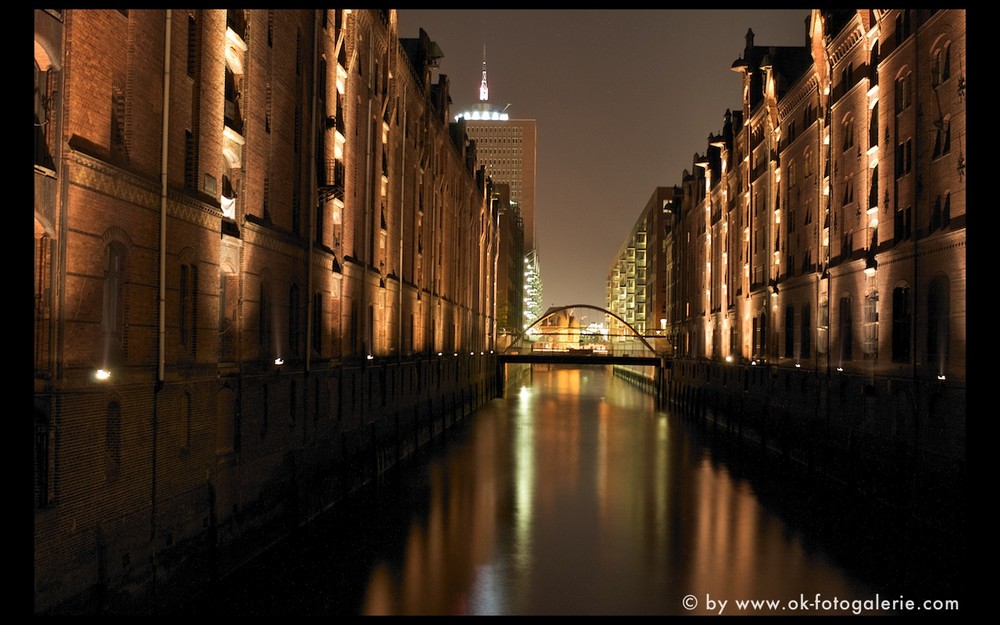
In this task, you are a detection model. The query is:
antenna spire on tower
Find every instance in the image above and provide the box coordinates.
[479,44,489,102]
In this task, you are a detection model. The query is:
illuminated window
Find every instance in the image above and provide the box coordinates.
[864,290,878,358]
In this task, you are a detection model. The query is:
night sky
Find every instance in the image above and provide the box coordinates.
[398,10,812,320]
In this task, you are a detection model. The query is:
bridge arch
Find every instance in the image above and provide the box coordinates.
[501,304,660,355]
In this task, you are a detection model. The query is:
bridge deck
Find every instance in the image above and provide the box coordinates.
[498,353,667,367]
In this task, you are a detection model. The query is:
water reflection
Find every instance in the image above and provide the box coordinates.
[360,366,876,615]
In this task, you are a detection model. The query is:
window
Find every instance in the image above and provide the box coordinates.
[932,42,951,87]
[179,262,198,354]
[219,271,237,362]
[840,63,854,96]
[927,276,950,372]
[842,179,854,206]
[894,72,912,113]
[869,101,879,147]
[34,58,55,170]
[842,115,855,151]
[869,42,879,86]
[895,11,911,47]
[817,298,829,356]
[103,243,126,362]
[891,285,911,362]
[312,292,323,353]
[863,290,878,358]
[932,117,951,158]
[895,139,912,178]
[894,205,912,242]
[839,296,853,362]
[868,165,879,211]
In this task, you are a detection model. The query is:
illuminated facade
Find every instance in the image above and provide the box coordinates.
[607,186,677,346]
[668,9,965,386]
[34,9,498,613]
[604,7,964,532]
[454,56,538,252]
[661,9,965,516]
[523,248,544,329]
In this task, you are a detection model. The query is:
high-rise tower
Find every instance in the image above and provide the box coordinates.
[454,51,538,252]
[456,50,541,328]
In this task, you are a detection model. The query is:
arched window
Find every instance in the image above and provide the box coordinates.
[179,261,198,355]
[34,57,55,170]
[932,41,951,87]
[894,71,912,114]
[841,114,855,151]
[103,243,126,364]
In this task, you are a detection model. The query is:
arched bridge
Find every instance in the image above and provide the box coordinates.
[497,304,672,368]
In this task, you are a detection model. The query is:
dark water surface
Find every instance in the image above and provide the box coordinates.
[175,365,962,615]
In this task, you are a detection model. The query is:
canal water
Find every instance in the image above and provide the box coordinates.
[175,365,961,616]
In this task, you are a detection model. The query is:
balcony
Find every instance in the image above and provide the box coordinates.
[318,159,346,202]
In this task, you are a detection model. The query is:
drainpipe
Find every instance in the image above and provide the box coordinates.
[398,83,406,362]
[305,9,319,375]
[152,8,172,606]
[362,32,373,360]
[158,11,171,386]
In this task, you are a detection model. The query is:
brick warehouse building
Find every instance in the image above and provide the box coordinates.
[609,10,965,534]
[34,9,499,613]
